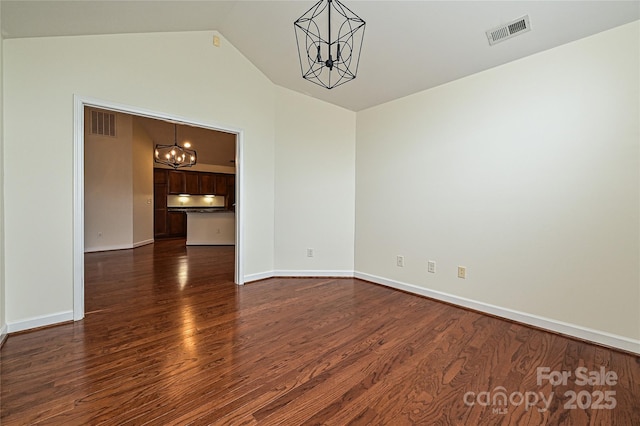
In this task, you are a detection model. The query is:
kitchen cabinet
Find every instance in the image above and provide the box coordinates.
[155,208,186,239]
[154,169,236,238]
[167,170,229,196]
[154,168,167,184]
[168,171,185,194]
[226,175,235,210]
[200,173,228,196]
[154,169,186,238]
[153,183,167,238]
[168,170,202,195]
[154,182,167,210]
[214,175,228,196]
[185,172,199,194]
[167,211,187,237]
[154,169,169,237]
[199,173,216,195]
[154,209,167,236]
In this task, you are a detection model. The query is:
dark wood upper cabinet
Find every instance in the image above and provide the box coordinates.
[185,172,199,194]
[157,169,235,213]
[168,171,186,194]
[214,175,227,196]
[199,173,216,195]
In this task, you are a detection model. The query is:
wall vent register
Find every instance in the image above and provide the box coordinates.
[486,15,531,45]
[90,110,116,137]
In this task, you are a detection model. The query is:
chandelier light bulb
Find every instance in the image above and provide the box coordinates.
[153,123,198,169]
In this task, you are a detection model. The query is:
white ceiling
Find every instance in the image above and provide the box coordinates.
[2,1,639,111]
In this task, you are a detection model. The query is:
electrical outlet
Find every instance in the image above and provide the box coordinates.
[428,260,436,273]
[307,248,314,257]
[396,255,405,267]
[458,266,467,279]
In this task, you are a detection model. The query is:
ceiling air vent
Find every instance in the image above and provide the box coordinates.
[90,110,116,137]
[486,15,531,46]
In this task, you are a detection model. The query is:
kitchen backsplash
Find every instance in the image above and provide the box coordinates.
[167,194,225,208]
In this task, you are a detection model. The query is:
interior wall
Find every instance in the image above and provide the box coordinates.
[132,119,153,246]
[3,31,275,326]
[84,111,134,252]
[355,21,639,344]
[274,87,356,274]
[0,2,6,339]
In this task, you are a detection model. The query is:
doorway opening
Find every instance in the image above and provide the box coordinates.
[73,95,244,321]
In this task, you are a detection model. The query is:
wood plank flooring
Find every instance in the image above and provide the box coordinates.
[1,239,638,425]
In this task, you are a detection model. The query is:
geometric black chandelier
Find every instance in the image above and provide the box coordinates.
[294,0,366,89]
[154,123,197,169]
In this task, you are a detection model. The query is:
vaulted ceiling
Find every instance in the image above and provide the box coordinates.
[2,1,638,112]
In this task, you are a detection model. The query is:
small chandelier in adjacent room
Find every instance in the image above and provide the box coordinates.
[294,0,366,89]
[154,123,197,169]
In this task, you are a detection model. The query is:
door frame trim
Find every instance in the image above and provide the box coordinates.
[73,95,244,321]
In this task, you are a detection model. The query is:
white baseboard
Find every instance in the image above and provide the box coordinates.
[84,243,132,253]
[7,310,74,334]
[355,271,640,355]
[186,241,236,246]
[244,270,354,284]
[133,239,154,248]
[243,271,275,283]
[86,240,153,252]
[274,270,354,278]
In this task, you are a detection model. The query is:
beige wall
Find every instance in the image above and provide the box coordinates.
[85,112,154,252]
[274,87,356,274]
[355,22,639,347]
[84,111,134,251]
[3,31,277,325]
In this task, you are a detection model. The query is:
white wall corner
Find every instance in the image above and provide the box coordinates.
[354,271,640,355]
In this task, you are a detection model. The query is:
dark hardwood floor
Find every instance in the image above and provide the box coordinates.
[1,239,638,425]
